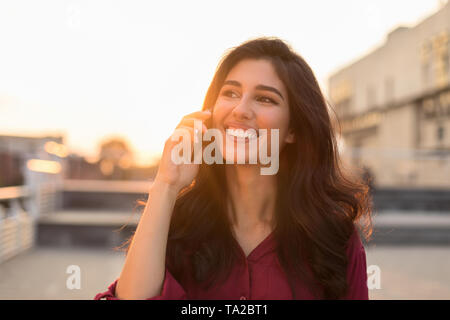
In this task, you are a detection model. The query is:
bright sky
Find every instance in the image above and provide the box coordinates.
[0,0,446,166]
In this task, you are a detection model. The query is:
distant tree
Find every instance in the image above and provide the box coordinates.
[98,137,134,179]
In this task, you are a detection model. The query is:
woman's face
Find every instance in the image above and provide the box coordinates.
[212,58,295,165]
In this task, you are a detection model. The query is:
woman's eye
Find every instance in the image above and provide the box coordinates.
[222,90,238,98]
[221,90,277,105]
[257,95,278,105]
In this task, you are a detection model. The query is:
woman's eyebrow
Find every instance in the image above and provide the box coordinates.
[223,80,285,101]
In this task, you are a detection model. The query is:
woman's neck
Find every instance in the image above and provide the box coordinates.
[225,164,277,233]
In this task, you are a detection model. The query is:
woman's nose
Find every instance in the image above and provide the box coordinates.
[231,97,254,120]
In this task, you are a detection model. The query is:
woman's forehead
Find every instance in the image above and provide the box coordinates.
[225,59,285,90]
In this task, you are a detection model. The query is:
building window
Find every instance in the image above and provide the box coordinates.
[336,98,352,118]
[437,124,445,142]
[331,80,353,118]
[367,86,376,109]
[434,31,449,87]
[385,77,395,104]
[421,40,432,87]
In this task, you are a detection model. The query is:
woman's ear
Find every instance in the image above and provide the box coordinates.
[284,128,296,144]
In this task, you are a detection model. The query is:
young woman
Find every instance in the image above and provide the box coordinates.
[95,37,373,300]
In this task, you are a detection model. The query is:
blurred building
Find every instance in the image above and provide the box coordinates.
[0,134,65,187]
[0,134,67,262]
[0,134,67,214]
[328,3,450,188]
[64,154,158,181]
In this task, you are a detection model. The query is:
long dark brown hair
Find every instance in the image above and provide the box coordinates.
[119,36,373,299]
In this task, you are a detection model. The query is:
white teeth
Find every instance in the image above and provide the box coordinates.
[226,128,257,139]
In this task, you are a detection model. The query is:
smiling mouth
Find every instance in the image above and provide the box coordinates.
[225,126,259,140]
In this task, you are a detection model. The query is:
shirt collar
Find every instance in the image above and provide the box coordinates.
[235,230,277,262]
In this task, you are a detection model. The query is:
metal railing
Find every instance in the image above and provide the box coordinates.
[0,186,35,263]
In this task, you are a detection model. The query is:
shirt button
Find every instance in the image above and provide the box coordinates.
[240,296,247,300]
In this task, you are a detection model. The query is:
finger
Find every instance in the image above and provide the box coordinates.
[170,126,199,163]
[176,118,196,128]
[176,118,209,133]
[175,125,205,151]
[172,125,194,139]
[182,110,211,121]
[177,125,202,145]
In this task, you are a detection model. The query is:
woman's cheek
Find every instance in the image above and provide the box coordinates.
[211,111,223,128]
[212,106,231,126]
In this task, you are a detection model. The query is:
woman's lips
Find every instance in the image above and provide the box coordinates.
[224,121,257,131]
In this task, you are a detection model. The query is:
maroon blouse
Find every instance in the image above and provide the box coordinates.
[94,227,368,300]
